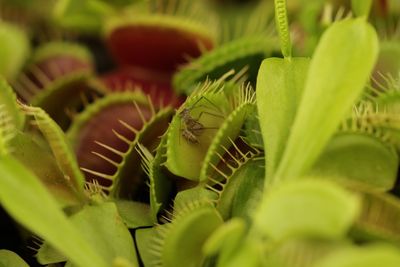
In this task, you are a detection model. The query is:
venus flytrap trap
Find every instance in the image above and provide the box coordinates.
[172,35,279,95]
[14,65,104,130]
[104,0,217,73]
[308,101,400,192]
[136,139,173,223]
[66,92,169,195]
[2,1,400,266]
[198,83,256,181]
[165,78,231,180]
[0,81,139,267]
[211,155,264,221]
[21,104,86,193]
[146,187,224,267]
[352,191,400,245]
[18,40,96,83]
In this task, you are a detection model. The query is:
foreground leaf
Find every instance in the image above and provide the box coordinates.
[0,250,29,267]
[256,57,309,181]
[254,179,360,241]
[47,202,139,266]
[275,18,379,182]
[314,244,400,267]
[0,155,107,267]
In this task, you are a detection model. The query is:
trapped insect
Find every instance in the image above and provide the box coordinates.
[178,96,224,144]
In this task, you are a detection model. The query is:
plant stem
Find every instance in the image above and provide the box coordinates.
[274,0,292,58]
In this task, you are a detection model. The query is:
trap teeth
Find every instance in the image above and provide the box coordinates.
[100,66,185,108]
[25,41,95,89]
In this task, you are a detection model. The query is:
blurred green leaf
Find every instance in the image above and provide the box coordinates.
[0,155,108,267]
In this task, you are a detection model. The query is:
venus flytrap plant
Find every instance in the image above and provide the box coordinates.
[3,1,400,266]
[0,152,109,267]
[20,104,86,193]
[67,91,173,199]
[38,202,139,266]
[0,80,140,267]
[237,2,381,266]
[104,0,217,73]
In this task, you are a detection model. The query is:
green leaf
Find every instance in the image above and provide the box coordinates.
[162,207,223,267]
[21,105,85,193]
[256,57,309,181]
[37,241,67,264]
[203,218,246,257]
[135,227,158,267]
[137,135,173,223]
[10,132,82,206]
[254,179,360,241]
[39,202,139,266]
[0,155,108,267]
[0,250,29,267]
[173,187,218,214]
[309,133,398,191]
[69,202,139,266]
[216,157,264,221]
[114,200,153,228]
[275,18,379,182]
[314,244,400,267]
